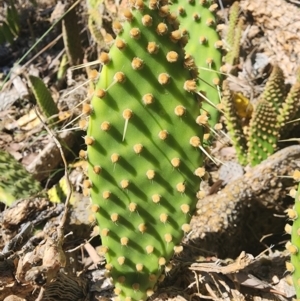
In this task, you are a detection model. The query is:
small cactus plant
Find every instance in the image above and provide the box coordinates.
[221,80,248,165]
[223,1,243,68]
[85,0,222,300]
[62,3,83,66]
[87,0,105,47]
[29,75,59,123]
[222,65,300,167]
[278,68,300,138]
[0,1,20,45]
[247,100,279,166]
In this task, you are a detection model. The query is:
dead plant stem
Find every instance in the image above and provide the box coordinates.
[34,107,72,244]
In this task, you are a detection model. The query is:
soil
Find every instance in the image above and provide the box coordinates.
[1,0,300,300]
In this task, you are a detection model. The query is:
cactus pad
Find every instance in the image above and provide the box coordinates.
[288,180,300,299]
[170,0,223,132]
[29,75,59,121]
[86,1,208,300]
[0,150,42,205]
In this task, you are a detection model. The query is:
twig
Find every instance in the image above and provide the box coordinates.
[1,222,33,256]
[84,242,103,266]
[190,251,253,274]
[35,287,45,301]
[34,107,72,244]
[66,234,96,253]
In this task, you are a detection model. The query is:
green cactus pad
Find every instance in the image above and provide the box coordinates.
[247,100,279,166]
[86,1,205,300]
[289,181,300,299]
[0,150,42,205]
[170,0,223,132]
[29,75,59,121]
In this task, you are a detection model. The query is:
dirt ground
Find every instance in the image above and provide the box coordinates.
[1,0,300,300]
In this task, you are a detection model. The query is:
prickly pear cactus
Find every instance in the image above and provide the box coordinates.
[85,0,214,300]
[0,150,42,205]
[170,0,223,132]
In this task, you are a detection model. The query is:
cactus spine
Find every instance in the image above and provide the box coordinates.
[85,0,222,300]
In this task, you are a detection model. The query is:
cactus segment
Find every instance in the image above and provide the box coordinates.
[229,18,243,66]
[0,150,42,205]
[87,0,106,47]
[278,81,300,138]
[171,0,223,131]
[62,4,83,66]
[0,2,19,45]
[224,1,239,53]
[247,100,279,166]
[261,65,286,114]
[221,81,248,166]
[29,75,59,121]
[224,2,242,66]
[289,181,300,299]
[86,2,204,300]
[222,65,297,167]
